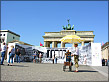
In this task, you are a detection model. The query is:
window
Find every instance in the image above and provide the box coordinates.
[3,34,5,36]
[13,37,15,39]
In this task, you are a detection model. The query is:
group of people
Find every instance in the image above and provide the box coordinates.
[1,42,43,65]
[32,51,42,63]
[0,42,21,66]
[1,42,83,72]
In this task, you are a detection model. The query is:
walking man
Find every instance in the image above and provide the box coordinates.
[1,42,7,65]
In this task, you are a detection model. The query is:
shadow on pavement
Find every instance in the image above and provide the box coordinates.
[2,64,29,67]
[11,65,29,67]
[66,70,98,72]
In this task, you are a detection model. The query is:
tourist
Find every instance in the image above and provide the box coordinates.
[15,48,21,63]
[39,53,42,63]
[52,54,54,64]
[1,42,7,65]
[52,54,55,64]
[55,56,57,64]
[71,43,79,72]
[36,51,39,63]
[102,58,105,66]
[105,59,107,66]
[33,51,36,63]
[66,50,71,62]
[8,45,15,66]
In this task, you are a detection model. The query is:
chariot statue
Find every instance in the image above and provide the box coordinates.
[62,19,74,30]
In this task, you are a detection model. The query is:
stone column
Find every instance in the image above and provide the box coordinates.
[48,42,50,47]
[46,42,48,47]
[82,41,84,46]
[61,42,65,48]
[61,42,64,48]
[52,41,55,48]
[47,42,50,47]
[72,43,75,47]
[56,42,58,47]
[54,42,58,48]
[44,42,47,47]
[63,43,65,47]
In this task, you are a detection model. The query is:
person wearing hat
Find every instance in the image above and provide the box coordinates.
[8,45,15,66]
[71,43,79,72]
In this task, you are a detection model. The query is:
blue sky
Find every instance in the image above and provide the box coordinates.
[1,1,108,47]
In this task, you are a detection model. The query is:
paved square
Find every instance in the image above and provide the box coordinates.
[1,61,108,81]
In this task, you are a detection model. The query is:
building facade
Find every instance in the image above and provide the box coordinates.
[101,42,109,60]
[0,30,20,44]
[43,30,95,48]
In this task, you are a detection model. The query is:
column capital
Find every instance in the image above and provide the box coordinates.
[52,41,55,48]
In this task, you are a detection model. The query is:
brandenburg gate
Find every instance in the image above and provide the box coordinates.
[43,20,95,48]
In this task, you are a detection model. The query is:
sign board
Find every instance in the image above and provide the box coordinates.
[91,43,102,66]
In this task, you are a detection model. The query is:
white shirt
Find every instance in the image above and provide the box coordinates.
[72,47,79,55]
[1,45,7,52]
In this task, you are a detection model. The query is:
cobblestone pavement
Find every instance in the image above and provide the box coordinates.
[1,62,108,81]
[91,66,108,78]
